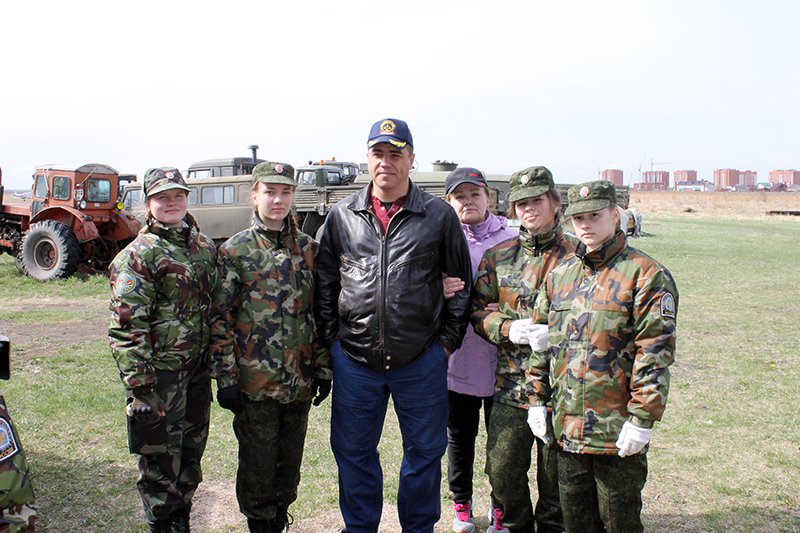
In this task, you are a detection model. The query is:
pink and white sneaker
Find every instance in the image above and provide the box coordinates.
[485,506,510,533]
[452,500,475,533]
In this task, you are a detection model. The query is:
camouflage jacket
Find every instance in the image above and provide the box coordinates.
[471,224,576,408]
[0,396,36,533]
[108,216,217,390]
[210,215,331,403]
[528,231,678,455]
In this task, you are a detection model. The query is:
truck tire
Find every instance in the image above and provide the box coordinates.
[21,220,81,281]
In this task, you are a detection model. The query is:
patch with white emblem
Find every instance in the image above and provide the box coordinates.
[115,269,137,297]
[165,171,174,179]
[0,418,20,463]
[520,175,529,185]
[580,186,589,197]
[275,163,284,174]
[660,292,676,318]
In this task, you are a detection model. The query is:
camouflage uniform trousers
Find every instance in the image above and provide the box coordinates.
[485,402,562,533]
[232,397,311,521]
[127,367,211,522]
[556,448,647,533]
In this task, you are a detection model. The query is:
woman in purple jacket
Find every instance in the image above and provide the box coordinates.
[444,167,517,533]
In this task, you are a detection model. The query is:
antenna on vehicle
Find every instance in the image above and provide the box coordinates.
[248,145,259,163]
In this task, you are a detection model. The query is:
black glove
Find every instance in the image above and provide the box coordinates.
[311,378,332,406]
[217,384,248,414]
[126,389,165,425]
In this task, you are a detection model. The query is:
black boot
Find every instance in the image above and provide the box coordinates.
[267,507,293,533]
[148,520,172,533]
[247,518,269,533]
[170,512,190,533]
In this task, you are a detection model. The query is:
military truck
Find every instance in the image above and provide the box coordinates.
[0,164,141,281]
[186,144,266,179]
[302,159,362,184]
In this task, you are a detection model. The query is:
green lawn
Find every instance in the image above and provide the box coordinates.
[0,215,798,532]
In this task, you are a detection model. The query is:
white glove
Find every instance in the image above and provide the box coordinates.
[615,421,651,457]
[508,319,536,344]
[527,405,550,443]
[527,324,549,352]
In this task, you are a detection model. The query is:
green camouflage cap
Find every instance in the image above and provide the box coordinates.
[508,166,555,203]
[252,161,295,187]
[143,167,189,197]
[564,180,617,216]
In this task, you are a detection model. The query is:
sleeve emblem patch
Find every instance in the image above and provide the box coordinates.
[0,418,20,463]
[660,292,676,318]
[115,269,138,297]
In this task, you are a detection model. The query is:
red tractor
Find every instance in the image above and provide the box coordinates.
[0,164,141,281]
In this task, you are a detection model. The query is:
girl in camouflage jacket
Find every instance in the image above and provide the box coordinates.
[209,162,331,532]
[471,166,572,533]
[108,167,217,533]
[527,180,678,533]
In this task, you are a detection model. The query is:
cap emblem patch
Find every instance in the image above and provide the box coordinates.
[520,175,529,185]
[274,163,284,174]
[580,186,589,197]
[380,120,396,134]
[165,171,174,179]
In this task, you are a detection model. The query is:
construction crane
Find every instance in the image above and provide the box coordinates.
[649,159,671,171]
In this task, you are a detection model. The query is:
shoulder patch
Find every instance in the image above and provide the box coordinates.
[660,292,676,318]
[0,418,20,463]
[114,269,138,297]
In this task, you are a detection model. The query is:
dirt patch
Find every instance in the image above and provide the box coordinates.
[191,479,465,532]
[0,296,109,362]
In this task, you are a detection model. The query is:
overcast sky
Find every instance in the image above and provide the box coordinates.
[2,1,798,189]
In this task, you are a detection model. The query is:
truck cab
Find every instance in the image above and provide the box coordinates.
[186,157,266,180]
[295,165,349,187]
[304,159,362,185]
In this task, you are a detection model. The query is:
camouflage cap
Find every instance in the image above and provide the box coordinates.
[508,166,555,203]
[143,167,189,197]
[564,180,617,216]
[252,161,296,187]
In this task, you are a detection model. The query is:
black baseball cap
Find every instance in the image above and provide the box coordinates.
[444,167,488,195]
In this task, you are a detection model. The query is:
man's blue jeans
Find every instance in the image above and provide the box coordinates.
[330,340,448,533]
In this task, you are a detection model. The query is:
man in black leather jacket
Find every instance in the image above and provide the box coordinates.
[315,118,472,533]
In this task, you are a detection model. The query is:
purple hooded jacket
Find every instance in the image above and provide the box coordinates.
[447,212,517,396]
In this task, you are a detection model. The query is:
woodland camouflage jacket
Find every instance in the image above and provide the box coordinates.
[528,230,678,454]
[210,215,330,403]
[108,216,217,390]
[471,224,577,408]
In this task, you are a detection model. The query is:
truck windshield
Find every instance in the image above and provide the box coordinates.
[296,171,317,186]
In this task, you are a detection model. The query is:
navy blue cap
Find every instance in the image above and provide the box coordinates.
[367,118,413,149]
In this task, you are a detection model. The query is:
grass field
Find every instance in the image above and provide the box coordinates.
[0,201,799,531]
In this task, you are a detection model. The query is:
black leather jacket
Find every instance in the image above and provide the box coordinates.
[314,181,472,373]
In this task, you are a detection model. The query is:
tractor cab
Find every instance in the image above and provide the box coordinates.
[30,164,121,221]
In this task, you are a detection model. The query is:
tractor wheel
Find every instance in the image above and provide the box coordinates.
[21,220,81,281]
